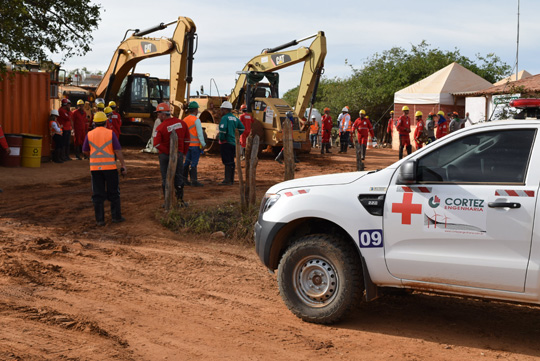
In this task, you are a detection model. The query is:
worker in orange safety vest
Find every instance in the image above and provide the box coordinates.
[82,111,127,226]
[182,101,206,187]
[338,107,351,153]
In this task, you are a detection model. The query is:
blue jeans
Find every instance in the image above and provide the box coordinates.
[184,146,201,169]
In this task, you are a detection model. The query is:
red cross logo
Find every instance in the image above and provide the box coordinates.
[392,193,422,225]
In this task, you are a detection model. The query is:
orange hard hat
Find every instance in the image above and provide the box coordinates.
[156,103,170,113]
[324,107,330,112]
[240,104,247,110]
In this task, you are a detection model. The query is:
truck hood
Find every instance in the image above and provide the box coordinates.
[267,171,368,193]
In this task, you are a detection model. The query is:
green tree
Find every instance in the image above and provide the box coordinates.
[0,0,101,78]
[284,41,511,134]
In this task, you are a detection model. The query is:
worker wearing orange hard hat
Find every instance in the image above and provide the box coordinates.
[153,102,191,205]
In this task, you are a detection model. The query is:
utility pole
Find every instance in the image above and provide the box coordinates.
[516,0,520,81]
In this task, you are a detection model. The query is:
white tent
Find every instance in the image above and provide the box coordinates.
[493,70,532,86]
[394,62,493,105]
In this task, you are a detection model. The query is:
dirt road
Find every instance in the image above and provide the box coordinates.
[1,147,540,360]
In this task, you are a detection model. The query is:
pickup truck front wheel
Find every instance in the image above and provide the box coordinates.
[277,234,363,324]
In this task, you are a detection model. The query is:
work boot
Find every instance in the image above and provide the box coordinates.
[93,202,105,226]
[320,144,324,154]
[63,146,72,161]
[219,166,233,185]
[111,198,124,223]
[53,149,63,163]
[326,144,331,153]
[176,186,188,207]
[406,145,412,156]
[275,150,284,164]
[362,144,367,160]
[75,146,83,160]
[190,168,203,187]
[182,164,191,186]
[241,147,246,160]
[294,152,300,164]
[399,146,404,160]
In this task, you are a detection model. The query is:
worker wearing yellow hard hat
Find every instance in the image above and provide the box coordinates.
[82,111,127,226]
[436,110,449,139]
[396,106,412,159]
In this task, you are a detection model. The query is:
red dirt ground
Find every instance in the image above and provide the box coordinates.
[1,146,540,360]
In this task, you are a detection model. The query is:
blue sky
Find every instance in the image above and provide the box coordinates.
[58,0,539,95]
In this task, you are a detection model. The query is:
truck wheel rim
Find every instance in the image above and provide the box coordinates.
[293,256,338,307]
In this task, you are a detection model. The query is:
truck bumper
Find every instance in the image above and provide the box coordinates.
[254,218,287,269]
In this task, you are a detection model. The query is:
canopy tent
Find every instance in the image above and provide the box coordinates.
[493,70,532,86]
[394,62,492,105]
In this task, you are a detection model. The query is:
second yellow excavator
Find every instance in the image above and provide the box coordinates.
[199,31,326,153]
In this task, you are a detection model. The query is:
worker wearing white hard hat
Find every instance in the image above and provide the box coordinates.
[218,101,244,185]
[337,106,352,153]
[49,109,64,163]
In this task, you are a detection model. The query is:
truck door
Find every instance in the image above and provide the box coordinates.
[383,126,538,292]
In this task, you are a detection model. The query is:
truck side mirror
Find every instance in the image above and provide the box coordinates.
[397,160,417,184]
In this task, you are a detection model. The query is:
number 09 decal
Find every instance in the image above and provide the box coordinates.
[358,229,384,248]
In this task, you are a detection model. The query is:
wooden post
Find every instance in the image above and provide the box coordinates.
[164,131,178,211]
[248,135,260,206]
[283,119,294,181]
[235,129,246,211]
[244,134,253,203]
[354,135,364,171]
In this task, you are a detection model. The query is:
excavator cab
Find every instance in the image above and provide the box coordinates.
[117,73,164,116]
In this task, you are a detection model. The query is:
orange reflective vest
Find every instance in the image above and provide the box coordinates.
[88,127,116,171]
[309,122,319,134]
[183,114,200,147]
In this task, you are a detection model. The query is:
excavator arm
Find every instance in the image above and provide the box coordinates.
[228,31,326,119]
[95,16,196,116]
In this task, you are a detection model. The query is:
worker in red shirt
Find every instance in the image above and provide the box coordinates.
[352,109,374,160]
[413,111,426,150]
[72,99,88,160]
[239,104,253,159]
[58,98,73,161]
[436,110,449,139]
[320,107,332,154]
[397,106,412,159]
[153,103,190,205]
[108,101,122,138]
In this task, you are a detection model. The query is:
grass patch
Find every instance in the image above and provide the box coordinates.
[160,201,259,244]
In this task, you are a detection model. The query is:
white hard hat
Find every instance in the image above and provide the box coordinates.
[220,101,233,109]
[341,107,348,112]
[50,109,59,116]
[311,115,316,119]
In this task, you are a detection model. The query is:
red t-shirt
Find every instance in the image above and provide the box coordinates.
[154,117,190,155]
[58,106,72,131]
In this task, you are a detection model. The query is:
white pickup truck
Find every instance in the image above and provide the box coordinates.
[254,120,540,324]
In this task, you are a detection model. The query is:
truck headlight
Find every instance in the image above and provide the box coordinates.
[260,193,281,214]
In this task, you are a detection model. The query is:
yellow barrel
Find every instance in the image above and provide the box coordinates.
[21,134,43,168]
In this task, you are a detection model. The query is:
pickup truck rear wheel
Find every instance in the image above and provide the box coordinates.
[277,234,363,324]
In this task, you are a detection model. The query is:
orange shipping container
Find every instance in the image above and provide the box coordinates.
[0,71,51,158]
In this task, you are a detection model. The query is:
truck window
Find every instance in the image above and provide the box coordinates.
[416,129,536,184]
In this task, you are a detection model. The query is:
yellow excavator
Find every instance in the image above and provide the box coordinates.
[95,16,196,142]
[199,31,326,152]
